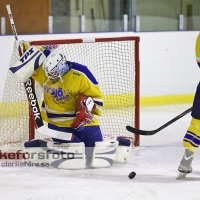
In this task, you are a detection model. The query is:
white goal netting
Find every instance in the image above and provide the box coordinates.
[0,36,140,152]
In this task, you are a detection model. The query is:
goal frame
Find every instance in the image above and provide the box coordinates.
[29,36,140,146]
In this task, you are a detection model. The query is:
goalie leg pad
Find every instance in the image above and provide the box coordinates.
[24,139,50,166]
[115,145,132,163]
[49,142,86,169]
[90,140,118,168]
[102,136,132,163]
[115,137,132,163]
[24,139,86,169]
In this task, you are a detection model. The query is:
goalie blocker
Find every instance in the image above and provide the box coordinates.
[24,136,132,169]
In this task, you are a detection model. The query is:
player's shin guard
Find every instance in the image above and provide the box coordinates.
[183,117,200,153]
[178,117,200,173]
[90,140,119,168]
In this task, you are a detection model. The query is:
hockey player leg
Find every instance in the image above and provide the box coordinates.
[177,117,200,179]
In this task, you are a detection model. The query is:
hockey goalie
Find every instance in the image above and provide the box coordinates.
[10,42,132,169]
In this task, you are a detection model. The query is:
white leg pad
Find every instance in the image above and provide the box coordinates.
[115,145,132,163]
[103,136,132,163]
[25,139,86,169]
[90,140,119,168]
[49,142,85,169]
[24,146,49,167]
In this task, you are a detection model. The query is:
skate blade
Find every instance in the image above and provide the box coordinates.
[176,172,187,179]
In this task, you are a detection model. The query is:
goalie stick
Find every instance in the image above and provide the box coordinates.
[126,107,192,135]
[6,5,72,141]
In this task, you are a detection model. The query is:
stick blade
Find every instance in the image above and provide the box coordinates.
[126,125,156,135]
[37,126,73,140]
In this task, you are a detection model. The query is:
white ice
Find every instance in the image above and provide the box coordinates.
[1,104,200,200]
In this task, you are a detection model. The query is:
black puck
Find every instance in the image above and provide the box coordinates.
[128,171,136,179]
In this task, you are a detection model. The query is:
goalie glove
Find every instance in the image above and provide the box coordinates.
[9,45,46,82]
[70,94,96,129]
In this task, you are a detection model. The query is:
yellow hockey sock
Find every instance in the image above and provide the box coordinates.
[183,117,200,154]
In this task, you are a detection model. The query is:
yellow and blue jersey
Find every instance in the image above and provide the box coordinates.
[31,54,103,128]
[182,33,200,152]
[196,33,200,67]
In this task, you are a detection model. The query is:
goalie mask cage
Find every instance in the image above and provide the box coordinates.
[0,36,140,155]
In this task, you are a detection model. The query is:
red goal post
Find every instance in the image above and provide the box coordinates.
[0,36,140,154]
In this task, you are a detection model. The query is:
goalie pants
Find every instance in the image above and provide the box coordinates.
[25,124,103,157]
[48,123,103,146]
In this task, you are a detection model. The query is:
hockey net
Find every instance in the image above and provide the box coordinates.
[0,36,140,154]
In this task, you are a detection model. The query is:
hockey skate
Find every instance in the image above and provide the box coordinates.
[176,149,194,179]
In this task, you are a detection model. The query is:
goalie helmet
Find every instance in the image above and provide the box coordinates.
[42,51,70,81]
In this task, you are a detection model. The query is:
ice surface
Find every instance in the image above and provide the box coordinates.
[1,104,200,200]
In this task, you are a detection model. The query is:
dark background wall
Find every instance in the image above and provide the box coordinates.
[0,0,49,34]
